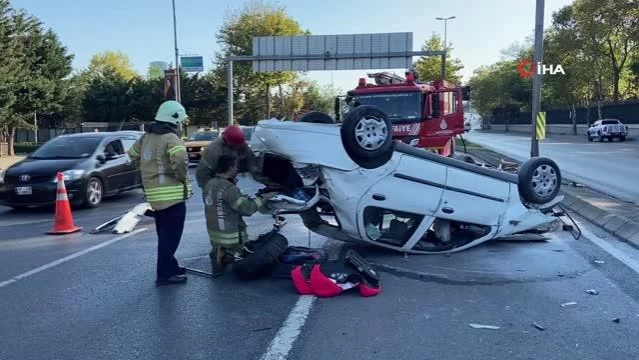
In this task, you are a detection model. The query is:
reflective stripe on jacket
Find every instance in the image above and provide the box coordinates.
[128,125,193,210]
[204,175,265,246]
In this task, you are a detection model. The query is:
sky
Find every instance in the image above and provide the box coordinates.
[13,0,574,92]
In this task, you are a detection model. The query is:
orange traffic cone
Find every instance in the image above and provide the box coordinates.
[48,172,82,235]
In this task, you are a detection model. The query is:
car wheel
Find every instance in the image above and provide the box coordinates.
[597,132,603,142]
[587,133,592,142]
[620,136,626,142]
[517,157,561,204]
[83,177,103,208]
[340,105,394,168]
[299,111,335,124]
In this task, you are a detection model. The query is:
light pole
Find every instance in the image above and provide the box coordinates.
[435,16,455,80]
[530,0,544,157]
[171,0,181,103]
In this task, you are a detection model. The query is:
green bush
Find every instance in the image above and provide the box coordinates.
[13,142,41,154]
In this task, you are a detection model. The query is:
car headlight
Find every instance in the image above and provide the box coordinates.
[53,169,86,183]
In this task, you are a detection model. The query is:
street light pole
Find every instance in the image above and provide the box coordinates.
[530,0,544,157]
[171,0,181,103]
[435,16,455,80]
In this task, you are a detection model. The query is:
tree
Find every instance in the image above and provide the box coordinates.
[0,1,74,155]
[147,64,164,80]
[413,33,464,84]
[82,68,134,124]
[570,0,639,103]
[86,50,139,81]
[212,1,308,121]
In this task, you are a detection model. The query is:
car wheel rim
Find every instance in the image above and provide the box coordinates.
[531,165,557,198]
[354,116,388,151]
[88,180,102,205]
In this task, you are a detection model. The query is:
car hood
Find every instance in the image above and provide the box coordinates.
[5,157,86,178]
[250,119,359,171]
[185,141,211,148]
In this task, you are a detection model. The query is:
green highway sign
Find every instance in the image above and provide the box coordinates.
[180,56,204,72]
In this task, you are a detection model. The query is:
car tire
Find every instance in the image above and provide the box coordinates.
[587,133,592,142]
[340,105,394,168]
[299,111,335,124]
[517,157,562,204]
[83,176,104,208]
[620,136,626,142]
[597,132,603,142]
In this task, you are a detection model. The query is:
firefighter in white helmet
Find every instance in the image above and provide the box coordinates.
[128,100,193,286]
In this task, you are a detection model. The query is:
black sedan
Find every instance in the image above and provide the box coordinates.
[0,131,143,209]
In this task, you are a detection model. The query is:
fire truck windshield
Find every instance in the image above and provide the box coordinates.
[350,92,422,121]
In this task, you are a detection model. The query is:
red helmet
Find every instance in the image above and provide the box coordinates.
[222,125,245,147]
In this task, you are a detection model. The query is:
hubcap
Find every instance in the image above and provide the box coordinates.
[88,180,102,205]
[531,165,558,198]
[354,116,388,151]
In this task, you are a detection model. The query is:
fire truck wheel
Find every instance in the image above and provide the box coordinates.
[340,105,393,166]
[299,111,335,124]
[517,157,562,204]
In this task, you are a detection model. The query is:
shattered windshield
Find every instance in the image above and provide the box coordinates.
[351,92,422,121]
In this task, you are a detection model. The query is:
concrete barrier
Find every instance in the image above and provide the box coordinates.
[488,123,639,137]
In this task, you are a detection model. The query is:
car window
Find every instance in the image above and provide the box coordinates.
[187,132,219,141]
[602,120,620,125]
[30,136,102,159]
[104,139,124,156]
[362,207,424,247]
[121,138,137,152]
[242,127,253,140]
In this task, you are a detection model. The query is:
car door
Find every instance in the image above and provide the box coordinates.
[100,138,129,192]
[434,166,510,226]
[356,154,446,250]
[120,136,141,188]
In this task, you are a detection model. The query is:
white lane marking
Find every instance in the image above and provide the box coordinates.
[580,225,639,275]
[0,228,147,288]
[0,219,50,227]
[260,295,316,360]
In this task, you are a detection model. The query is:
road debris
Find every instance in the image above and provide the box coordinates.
[561,302,577,307]
[612,318,621,323]
[532,322,545,331]
[594,260,605,264]
[586,289,599,295]
[469,323,500,330]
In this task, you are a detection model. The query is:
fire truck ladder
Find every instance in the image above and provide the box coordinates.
[367,72,406,85]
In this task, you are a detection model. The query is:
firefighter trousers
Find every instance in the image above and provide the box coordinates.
[154,202,186,279]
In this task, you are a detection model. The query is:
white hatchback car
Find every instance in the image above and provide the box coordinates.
[251,106,567,254]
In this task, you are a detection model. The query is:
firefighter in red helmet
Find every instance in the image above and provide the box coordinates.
[195,125,273,268]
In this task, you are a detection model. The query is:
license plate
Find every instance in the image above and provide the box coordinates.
[15,186,32,195]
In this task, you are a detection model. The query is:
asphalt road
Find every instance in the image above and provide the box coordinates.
[2,170,639,359]
[464,131,639,203]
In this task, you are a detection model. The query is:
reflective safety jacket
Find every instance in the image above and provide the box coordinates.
[195,138,268,189]
[204,175,267,246]
[128,122,193,210]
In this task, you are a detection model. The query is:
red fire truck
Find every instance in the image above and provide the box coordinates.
[336,70,470,157]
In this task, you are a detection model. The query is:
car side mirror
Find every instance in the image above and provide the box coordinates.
[96,154,106,164]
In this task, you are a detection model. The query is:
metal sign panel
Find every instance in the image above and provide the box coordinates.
[251,32,414,72]
[180,56,204,72]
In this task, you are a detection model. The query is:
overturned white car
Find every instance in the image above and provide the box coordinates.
[251,106,569,254]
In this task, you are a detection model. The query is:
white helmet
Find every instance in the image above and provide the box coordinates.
[155,100,188,125]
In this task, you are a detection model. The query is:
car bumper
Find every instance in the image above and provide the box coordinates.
[602,132,627,136]
[187,151,202,163]
[0,179,85,207]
